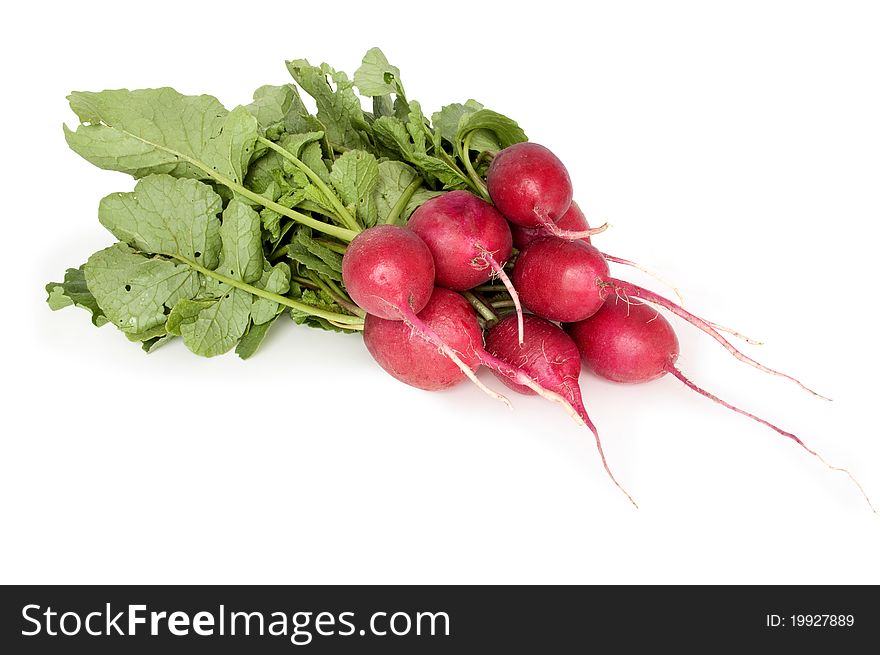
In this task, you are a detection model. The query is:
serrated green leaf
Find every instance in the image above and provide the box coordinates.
[353,47,405,97]
[431,100,501,152]
[286,60,370,150]
[329,150,379,226]
[251,262,291,325]
[168,287,251,357]
[46,266,108,326]
[219,200,264,284]
[98,174,223,268]
[246,84,313,135]
[84,243,201,339]
[64,88,259,189]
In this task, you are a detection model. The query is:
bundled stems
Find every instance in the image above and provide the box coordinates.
[256,136,361,233]
[172,255,364,327]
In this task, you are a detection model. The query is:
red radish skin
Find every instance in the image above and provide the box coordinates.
[513,238,610,323]
[343,225,507,405]
[408,190,525,343]
[566,297,874,511]
[514,236,826,398]
[484,314,637,507]
[486,143,607,240]
[342,225,434,320]
[510,201,593,248]
[364,288,482,391]
[408,191,513,290]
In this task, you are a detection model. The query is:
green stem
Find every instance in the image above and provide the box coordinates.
[291,275,322,291]
[307,272,364,317]
[384,177,423,225]
[461,132,490,201]
[490,300,517,310]
[257,136,360,233]
[93,122,357,242]
[420,122,477,194]
[314,239,349,255]
[171,255,364,326]
[269,245,289,262]
[463,291,498,323]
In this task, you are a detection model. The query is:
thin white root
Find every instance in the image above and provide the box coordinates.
[446,346,513,409]
[544,220,610,240]
[706,321,765,346]
[400,306,512,408]
[481,250,524,345]
[602,252,686,305]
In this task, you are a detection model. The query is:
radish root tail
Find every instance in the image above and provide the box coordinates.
[399,306,512,408]
[478,350,638,509]
[602,252,686,305]
[610,278,829,400]
[706,321,765,346]
[666,364,874,513]
[542,217,610,240]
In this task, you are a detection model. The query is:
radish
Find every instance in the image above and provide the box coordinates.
[484,314,637,507]
[513,236,824,398]
[408,190,525,343]
[363,287,483,391]
[486,143,607,240]
[343,225,506,404]
[566,297,874,510]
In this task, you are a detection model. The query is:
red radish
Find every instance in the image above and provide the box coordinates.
[513,237,825,397]
[484,314,637,507]
[566,297,874,510]
[510,201,593,248]
[364,288,482,391]
[362,284,599,432]
[408,190,525,343]
[343,225,506,404]
[513,238,610,323]
[486,143,607,240]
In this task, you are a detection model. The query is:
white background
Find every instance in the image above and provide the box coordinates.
[2,0,879,584]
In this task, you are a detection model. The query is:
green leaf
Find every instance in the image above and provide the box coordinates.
[46,265,108,326]
[219,200,264,284]
[142,335,173,353]
[455,109,527,158]
[98,174,223,268]
[235,317,277,359]
[329,150,379,226]
[251,262,291,325]
[353,47,405,97]
[432,100,501,151]
[373,161,417,221]
[286,60,370,150]
[246,84,313,134]
[167,288,251,357]
[84,243,200,340]
[64,88,259,187]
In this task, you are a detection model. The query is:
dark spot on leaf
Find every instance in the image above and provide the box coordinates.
[194,251,201,258]
[230,270,235,275]
[124,284,131,292]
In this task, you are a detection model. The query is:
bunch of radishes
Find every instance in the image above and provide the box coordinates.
[342,142,870,509]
